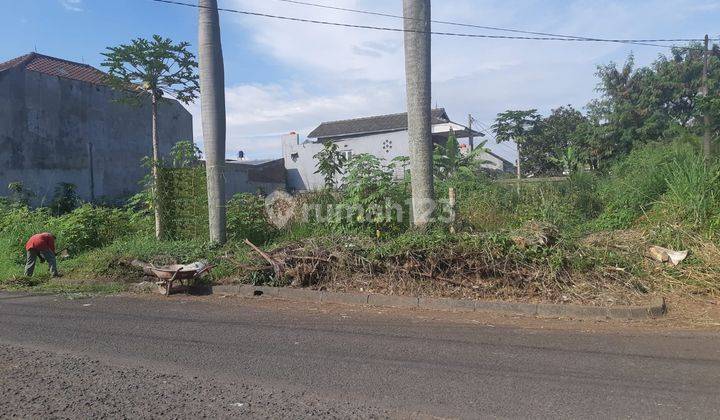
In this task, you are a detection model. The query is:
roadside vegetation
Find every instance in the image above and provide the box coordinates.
[1,44,719,305]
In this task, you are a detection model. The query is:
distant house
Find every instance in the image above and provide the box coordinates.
[0,53,193,204]
[282,108,515,191]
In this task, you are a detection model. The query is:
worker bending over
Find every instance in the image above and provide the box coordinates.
[25,232,62,277]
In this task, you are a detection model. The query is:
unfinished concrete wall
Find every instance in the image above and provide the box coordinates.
[0,67,192,205]
[223,159,286,197]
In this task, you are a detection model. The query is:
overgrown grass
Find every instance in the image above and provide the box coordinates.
[2,137,719,301]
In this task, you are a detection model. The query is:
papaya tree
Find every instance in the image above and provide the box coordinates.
[102,35,199,239]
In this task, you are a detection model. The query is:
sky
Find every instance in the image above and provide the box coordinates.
[2,0,720,162]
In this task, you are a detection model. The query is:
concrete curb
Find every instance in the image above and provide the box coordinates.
[211,285,666,321]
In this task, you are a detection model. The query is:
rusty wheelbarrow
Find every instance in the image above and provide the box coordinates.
[150,261,214,296]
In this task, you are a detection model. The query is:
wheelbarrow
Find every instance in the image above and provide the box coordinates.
[150,261,214,296]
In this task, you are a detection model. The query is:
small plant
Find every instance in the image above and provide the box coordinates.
[7,182,33,208]
[334,154,407,232]
[313,142,346,189]
[433,131,490,180]
[227,193,276,244]
[169,140,202,168]
[51,183,82,215]
[551,146,582,175]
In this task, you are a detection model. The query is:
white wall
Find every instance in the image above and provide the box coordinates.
[282,130,509,192]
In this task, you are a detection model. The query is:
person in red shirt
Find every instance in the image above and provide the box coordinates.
[24,232,61,277]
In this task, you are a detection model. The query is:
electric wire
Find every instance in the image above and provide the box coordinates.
[150,0,712,50]
[269,0,707,48]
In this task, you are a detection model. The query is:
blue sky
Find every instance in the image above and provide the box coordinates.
[3,0,720,161]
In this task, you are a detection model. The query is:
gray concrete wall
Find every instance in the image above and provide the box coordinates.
[222,159,286,198]
[0,67,192,205]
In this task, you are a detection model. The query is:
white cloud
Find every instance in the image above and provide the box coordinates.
[191,81,404,159]
[60,0,83,12]
[191,0,716,161]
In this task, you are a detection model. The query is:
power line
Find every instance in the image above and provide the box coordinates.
[269,0,706,48]
[150,0,711,49]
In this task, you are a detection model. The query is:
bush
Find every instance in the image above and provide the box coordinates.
[593,140,720,232]
[658,153,720,228]
[334,154,409,233]
[50,182,82,215]
[227,193,276,244]
[54,205,134,253]
[0,204,138,265]
[594,142,685,229]
[447,174,599,233]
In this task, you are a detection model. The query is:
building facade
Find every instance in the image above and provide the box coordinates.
[0,53,193,204]
[282,109,515,191]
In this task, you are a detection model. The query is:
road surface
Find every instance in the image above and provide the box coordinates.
[1,292,719,418]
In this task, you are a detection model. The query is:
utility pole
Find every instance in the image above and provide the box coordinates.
[702,34,712,158]
[468,114,475,151]
[516,147,521,195]
[403,0,434,228]
[199,0,228,244]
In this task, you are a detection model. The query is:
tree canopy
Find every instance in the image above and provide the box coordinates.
[101,34,199,105]
[493,41,720,175]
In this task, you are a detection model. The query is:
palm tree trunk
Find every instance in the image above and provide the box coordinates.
[151,93,164,239]
[403,0,434,227]
[199,0,227,244]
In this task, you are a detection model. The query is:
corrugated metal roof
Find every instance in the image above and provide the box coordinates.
[0,52,107,85]
[308,108,450,139]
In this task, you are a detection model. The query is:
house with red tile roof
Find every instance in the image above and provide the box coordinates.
[0,53,193,203]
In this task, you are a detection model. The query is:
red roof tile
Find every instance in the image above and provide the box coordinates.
[0,52,108,85]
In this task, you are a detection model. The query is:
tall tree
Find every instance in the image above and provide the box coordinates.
[575,100,617,170]
[102,35,199,239]
[403,0,434,227]
[524,105,586,176]
[592,43,720,162]
[199,0,227,244]
[492,109,542,179]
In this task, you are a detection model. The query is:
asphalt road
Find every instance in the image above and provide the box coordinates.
[1,292,719,419]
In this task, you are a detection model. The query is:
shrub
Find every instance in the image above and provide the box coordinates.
[54,205,134,253]
[227,193,276,244]
[594,142,682,229]
[658,153,720,228]
[51,182,82,215]
[334,154,409,233]
[593,140,720,232]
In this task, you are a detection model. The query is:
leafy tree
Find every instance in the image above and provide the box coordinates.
[313,142,347,189]
[102,35,199,239]
[492,109,542,177]
[525,105,587,175]
[590,43,720,162]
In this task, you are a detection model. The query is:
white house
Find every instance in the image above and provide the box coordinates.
[282,108,515,191]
